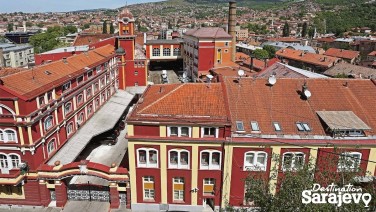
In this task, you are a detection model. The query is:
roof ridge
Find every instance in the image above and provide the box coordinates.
[137,83,186,114]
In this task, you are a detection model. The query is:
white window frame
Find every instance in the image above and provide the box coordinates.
[47,139,56,155]
[296,122,311,132]
[236,121,245,132]
[251,121,260,132]
[282,152,305,171]
[77,75,84,85]
[137,148,159,168]
[173,177,184,201]
[273,122,282,132]
[0,154,9,169]
[243,151,268,171]
[167,126,192,137]
[0,153,21,171]
[0,129,18,143]
[77,112,84,125]
[201,127,219,138]
[200,150,221,170]
[168,149,189,169]
[9,154,20,169]
[337,152,362,172]
[203,178,215,195]
[64,102,72,115]
[77,94,84,105]
[86,88,92,98]
[44,115,54,131]
[62,81,71,92]
[143,176,155,200]
[66,122,74,136]
[87,70,93,79]
[152,48,160,57]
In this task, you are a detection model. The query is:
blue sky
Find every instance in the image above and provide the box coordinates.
[0,0,163,13]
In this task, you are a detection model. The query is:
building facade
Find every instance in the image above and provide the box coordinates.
[126,78,376,211]
[0,43,34,68]
[0,45,129,208]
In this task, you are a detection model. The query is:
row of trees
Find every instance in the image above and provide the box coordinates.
[102,20,115,34]
[29,26,77,53]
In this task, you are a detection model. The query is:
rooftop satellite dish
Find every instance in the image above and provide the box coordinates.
[207,74,213,80]
[238,69,245,77]
[183,72,187,78]
[304,89,312,99]
[268,74,277,85]
[162,70,167,75]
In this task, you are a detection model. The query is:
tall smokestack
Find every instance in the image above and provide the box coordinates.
[23,21,27,32]
[228,1,237,62]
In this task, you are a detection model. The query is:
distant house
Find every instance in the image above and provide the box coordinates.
[367,51,376,62]
[324,48,360,64]
[261,41,316,53]
[323,63,376,79]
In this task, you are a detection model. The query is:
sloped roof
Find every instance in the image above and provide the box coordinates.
[323,63,376,79]
[257,62,329,79]
[184,27,232,39]
[317,111,371,130]
[73,33,114,46]
[324,48,360,60]
[0,44,115,99]
[276,48,340,68]
[223,77,376,136]
[127,83,229,124]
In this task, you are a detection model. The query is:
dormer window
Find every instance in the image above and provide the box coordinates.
[167,126,191,137]
[201,127,218,138]
[62,82,71,92]
[236,121,245,132]
[77,75,84,85]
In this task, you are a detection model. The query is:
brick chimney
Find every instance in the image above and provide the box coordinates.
[228,1,237,62]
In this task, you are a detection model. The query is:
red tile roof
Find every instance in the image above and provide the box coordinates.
[224,77,376,136]
[276,48,340,68]
[0,45,115,99]
[368,51,376,56]
[266,37,300,43]
[185,27,232,39]
[127,83,229,124]
[0,68,27,77]
[324,48,359,60]
[316,37,335,43]
[73,33,114,46]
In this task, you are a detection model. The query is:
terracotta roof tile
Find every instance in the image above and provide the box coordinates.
[185,27,232,39]
[324,48,359,60]
[0,45,115,99]
[276,48,340,68]
[368,51,376,56]
[73,34,114,46]
[224,77,376,136]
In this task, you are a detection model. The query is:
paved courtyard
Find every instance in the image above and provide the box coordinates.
[149,69,181,84]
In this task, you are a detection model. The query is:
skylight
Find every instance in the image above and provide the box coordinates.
[273,122,282,131]
[236,121,245,131]
[251,121,260,131]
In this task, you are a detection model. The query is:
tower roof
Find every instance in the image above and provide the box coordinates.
[119,8,134,19]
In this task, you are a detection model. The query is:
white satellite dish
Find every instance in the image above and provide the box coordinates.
[238,69,245,77]
[207,74,214,80]
[304,89,312,99]
[162,70,167,75]
[268,75,277,85]
[183,72,187,78]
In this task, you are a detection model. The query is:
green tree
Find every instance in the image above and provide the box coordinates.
[26,22,33,27]
[282,21,290,37]
[308,27,315,38]
[7,23,13,32]
[263,45,276,59]
[102,20,107,34]
[110,23,114,34]
[83,23,90,29]
[302,22,308,38]
[64,25,77,34]
[253,49,269,60]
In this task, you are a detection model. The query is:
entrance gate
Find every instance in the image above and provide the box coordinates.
[67,184,110,202]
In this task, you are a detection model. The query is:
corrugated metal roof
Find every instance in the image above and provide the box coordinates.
[316,111,371,130]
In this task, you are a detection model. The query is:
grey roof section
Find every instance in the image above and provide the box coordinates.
[125,86,147,95]
[316,111,371,130]
[262,41,316,53]
[258,62,328,78]
[0,43,16,49]
[41,45,89,54]
[48,90,135,165]
[323,63,376,79]
[145,38,184,45]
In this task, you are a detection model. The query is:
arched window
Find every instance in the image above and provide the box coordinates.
[137,148,158,168]
[0,104,16,116]
[0,154,9,168]
[200,150,221,170]
[86,88,92,98]
[47,139,56,154]
[243,151,267,171]
[66,122,74,136]
[77,112,84,124]
[88,104,93,115]
[169,149,189,169]
[9,154,20,168]
[77,94,84,105]
[44,116,54,131]
[64,102,72,115]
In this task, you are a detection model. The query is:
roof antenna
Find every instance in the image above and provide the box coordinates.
[237,69,245,82]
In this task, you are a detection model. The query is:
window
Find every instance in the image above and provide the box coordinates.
[44,116,53,131]
[169,149,189,169]
[173,48,181,56]
[202,127,217,138]
[47,92,53,101]
[203,178,215,196]
[173,177,184,201]
[0,131,3,141]
[200,150,221,170]
[64,102,72,115]
[77,112,84,124]
[62,82,71,92]
[282,152,305,171]
[0,154,9,168]
[273,122,282,132]
[244,151,267,171]
[296,122,311,132]
[86,88,92,98]
[88,104,93,115]
[167,126,191,137]
[170,127,178,136]
[251,121,260,132]
[38,96,45,106]
[143,176,155,200]
[9,154,20,168]
[137,148,158,168]
[47,139,55,154]
[337,152,362,172]
[134,70,138,76]
[152,48,160,57]
[67,122,74,136]
[236,121,245,132]
[135,82,139,86]
[87,70,93,78]
[94,83,99,93]
[225,42,229,46]
[181,127,189,137]
[101,78,105,88]
[77,75,84,85]
[77,94,84,105]
[5,130,16,142]
[163,48,171,56]
[96,66,101,73]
